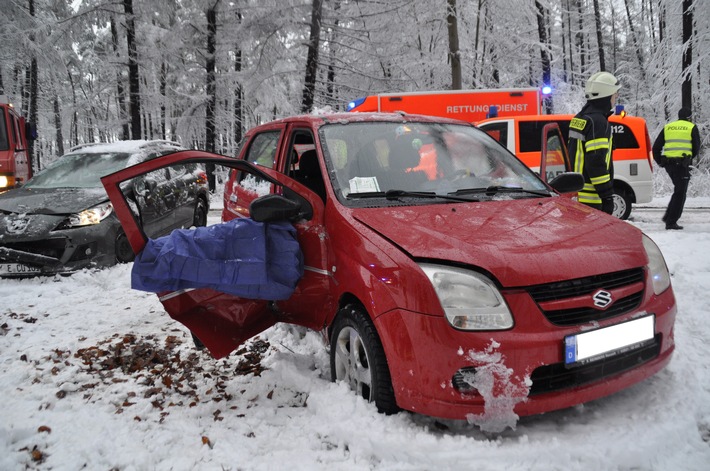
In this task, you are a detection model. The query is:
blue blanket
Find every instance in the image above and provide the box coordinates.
[132,218,303,300]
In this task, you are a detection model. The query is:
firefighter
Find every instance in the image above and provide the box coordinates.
[652,107,701,230]
[568,71,621,215]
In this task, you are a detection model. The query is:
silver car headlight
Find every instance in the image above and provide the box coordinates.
[642,234,671,295]
[67,202,114,227]
[419,263,513,330]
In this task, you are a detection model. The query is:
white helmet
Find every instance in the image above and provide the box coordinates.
[585,72,621,100]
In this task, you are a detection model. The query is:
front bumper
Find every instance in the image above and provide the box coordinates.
[0,219,121,277]
[374,285,676,420]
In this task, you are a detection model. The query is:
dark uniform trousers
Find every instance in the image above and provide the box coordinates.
[664,160,690,225]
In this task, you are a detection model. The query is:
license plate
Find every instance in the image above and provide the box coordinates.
[0,263,42,276]
[564,315,655,366]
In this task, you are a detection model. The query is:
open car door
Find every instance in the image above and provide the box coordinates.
[101,150,331,359]
[539,122,572,183]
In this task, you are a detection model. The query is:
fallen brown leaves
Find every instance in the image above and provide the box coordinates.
[64,333,272,419]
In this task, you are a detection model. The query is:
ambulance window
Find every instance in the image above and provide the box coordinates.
[519,122,545,153]
[0,113,8,151]
[479,123,507,146]
[610,123,639,149]
[519,120,570,153]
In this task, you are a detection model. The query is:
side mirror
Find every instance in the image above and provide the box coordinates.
[250,194,304,223]
[549,172,584,194]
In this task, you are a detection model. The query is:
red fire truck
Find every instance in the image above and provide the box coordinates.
[0,95,34,192]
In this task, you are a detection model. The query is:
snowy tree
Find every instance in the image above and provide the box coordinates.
[0,0,706,168]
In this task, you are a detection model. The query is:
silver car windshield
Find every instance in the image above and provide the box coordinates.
[319,121,549,203]
[25,152,132,189]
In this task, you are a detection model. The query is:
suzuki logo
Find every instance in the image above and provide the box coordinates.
[592,290,613,309]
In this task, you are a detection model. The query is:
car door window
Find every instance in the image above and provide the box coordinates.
[132,167,173,237]
[232,130,281,194]
[0,113,8,151]
[244,131,280,169]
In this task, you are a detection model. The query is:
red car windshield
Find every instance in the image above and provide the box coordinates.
[319,121,548,203]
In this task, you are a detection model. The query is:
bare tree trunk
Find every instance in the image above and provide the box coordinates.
[124,0,141,139]
[110,16,130,140]
[326,0,340,106]
[535,1,552,112]
[592,0,605,71]
[447,0,462,90]
[234,10,243,147]
[681,0,693,110]
[658,0,669,120]
[610,1,618,71]
[472,0,484,85]
[623,0,646,79]
[27,0,38,169]
[54,95,64,156]
[646,0,656,48]
[301,0,323,113]
[576,0,585,79]
[205,0,220,191]
[564,0,574,82]
[206,1,218,153]
[66,69,78,147]
[160,62,167,140]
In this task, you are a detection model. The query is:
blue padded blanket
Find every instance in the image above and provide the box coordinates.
[131,218,303,300]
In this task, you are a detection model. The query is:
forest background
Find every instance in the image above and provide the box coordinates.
[0,0,707,178]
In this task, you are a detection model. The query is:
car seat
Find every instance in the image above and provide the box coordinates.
[296,150,326,203]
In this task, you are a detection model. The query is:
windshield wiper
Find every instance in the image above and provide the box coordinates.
[450,185,550,198]
[386,189,477,201]
[347,189,476,202]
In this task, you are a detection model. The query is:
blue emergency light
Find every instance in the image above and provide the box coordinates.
[542,85,553,95]
[347,97,366,112]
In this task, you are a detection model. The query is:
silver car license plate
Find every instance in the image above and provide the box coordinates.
[564,315,655,365]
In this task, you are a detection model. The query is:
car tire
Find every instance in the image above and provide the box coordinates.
[612,187,632,220]
[330,304,399,415]
[192,197,208,227]
[115,229,135,263]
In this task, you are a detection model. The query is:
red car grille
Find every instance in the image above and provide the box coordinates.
[451,335,661,396]
[528,335,661,395]
[525,268,645,326]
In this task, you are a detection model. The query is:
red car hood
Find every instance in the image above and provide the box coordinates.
[353,197,646,287]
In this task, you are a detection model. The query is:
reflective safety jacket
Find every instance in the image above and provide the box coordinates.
[568,102,614,206]
[662,119,696,159]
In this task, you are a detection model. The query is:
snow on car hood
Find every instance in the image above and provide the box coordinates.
[0,187,109,215]
[352,197,646,288]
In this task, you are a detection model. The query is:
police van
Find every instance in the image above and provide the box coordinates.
[477,111,654,220]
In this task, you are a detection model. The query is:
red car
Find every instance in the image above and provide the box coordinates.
[102,113,675,425]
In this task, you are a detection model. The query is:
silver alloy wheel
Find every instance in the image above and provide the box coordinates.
[333,325,373,401]
[612,189,632,220]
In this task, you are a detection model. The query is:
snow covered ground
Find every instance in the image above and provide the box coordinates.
[1,197,709,470]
